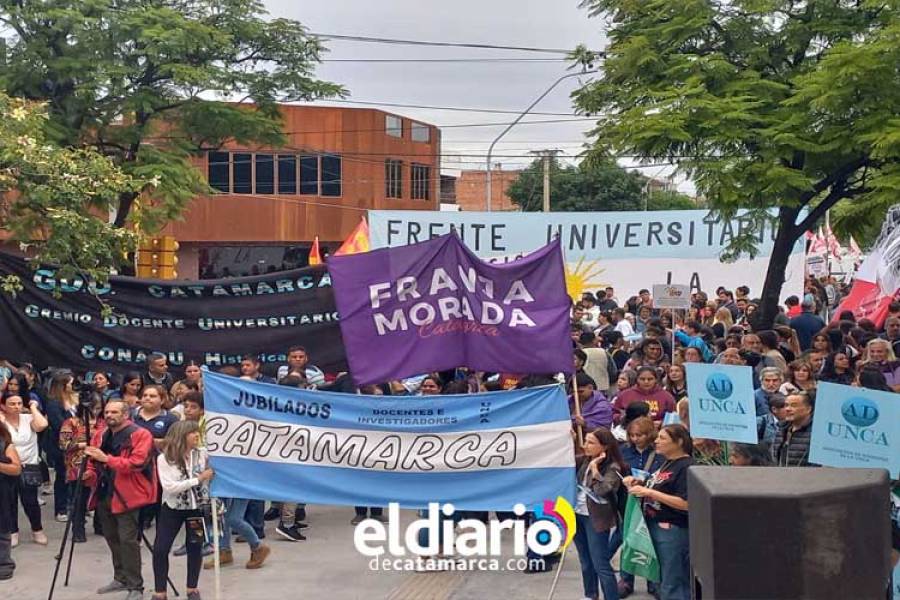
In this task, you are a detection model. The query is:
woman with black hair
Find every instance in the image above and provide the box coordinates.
[624,424,694,600]
[0,394,49,546]
[856,365,894,392]
[819,352,856,386]
[728,443,774,466]
[113,371,143,408]
[573,427,627,600]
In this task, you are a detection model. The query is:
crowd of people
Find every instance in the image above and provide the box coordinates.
[0,275,898,600]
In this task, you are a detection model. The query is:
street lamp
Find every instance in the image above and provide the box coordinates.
[485,69,598,212]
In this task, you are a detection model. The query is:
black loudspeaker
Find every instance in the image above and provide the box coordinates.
[688,467,892,600]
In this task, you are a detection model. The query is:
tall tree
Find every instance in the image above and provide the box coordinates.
[507,157,698,212]
[572,0,900,328]
[0,92,143,292]
[0,0,343,256]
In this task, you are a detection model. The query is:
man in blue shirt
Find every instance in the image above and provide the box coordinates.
[789,298,826,351]
[240,355,276,384]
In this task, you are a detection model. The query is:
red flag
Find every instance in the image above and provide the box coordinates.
[308,236,322,266]
[334,218,371,256]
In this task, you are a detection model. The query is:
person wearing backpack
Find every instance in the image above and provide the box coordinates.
[573,426,627,600]
[83,400,157,600]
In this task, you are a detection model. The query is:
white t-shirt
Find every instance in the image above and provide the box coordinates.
[7,414,40,465]
[615,319,635,337]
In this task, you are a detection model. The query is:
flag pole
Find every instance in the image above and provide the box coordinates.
[571,372,583,447]
[211,498,222,600]
[546,544,570,600]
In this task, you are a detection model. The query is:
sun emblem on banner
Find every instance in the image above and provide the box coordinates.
[564,256,607,301]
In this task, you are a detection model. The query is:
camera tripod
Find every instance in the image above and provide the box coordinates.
[47,401,180,599]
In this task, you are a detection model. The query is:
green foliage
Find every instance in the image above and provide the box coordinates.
[0,0,344,233]
[0,93,143,288]
[573,0,900,323]
[507,158,698,212]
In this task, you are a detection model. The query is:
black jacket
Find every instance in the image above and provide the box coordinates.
[772,418,816,467]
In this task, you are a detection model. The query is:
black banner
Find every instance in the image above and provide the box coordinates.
[0,253,346,375]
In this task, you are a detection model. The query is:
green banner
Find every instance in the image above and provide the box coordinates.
[620,495,660,582]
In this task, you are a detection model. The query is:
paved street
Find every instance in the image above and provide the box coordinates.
[8,499,654,600]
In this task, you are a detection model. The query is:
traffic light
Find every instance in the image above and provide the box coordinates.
[136,236,179,279]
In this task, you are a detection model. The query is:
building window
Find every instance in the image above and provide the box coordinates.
[385,160,403,199]
[411,122,430,143]
[385,115,402,138]
[299,155,318,195]
[321,154,342,197]
[232,153,252,194]
[208,152,230,193]
[277,155,297,194]
[255,154,274,194]
[411,163,430,200]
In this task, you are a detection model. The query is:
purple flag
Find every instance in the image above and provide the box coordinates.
[327,233,573,385]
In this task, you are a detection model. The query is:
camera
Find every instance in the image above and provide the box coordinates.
[72,379,101,410]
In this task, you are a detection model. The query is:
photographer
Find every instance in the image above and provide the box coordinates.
[83,400,157,600]
[0,421,22,580]
[153,420,214,600]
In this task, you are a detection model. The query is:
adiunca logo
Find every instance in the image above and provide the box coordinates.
[828,396,887,446]
[699,373,746,414]
[705,373,733,400]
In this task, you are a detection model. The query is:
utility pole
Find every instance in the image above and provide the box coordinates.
[486,69,598,211]
[530,150,561,212]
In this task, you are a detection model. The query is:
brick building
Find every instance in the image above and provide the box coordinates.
[453,167,523,212]
[159,104,441,278]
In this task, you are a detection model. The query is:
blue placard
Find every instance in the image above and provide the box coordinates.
[685,363,758,444]
[809,382,899,478]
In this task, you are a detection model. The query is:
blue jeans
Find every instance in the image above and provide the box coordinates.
[572,514,618,600]
[220,499,261,551]
[246,499,266,538]
[648,521,690,600]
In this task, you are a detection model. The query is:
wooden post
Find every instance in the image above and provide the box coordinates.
[572,372,584,447]
[546,544,570,600]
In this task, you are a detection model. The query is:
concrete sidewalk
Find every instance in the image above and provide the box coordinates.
[7,500,654,600]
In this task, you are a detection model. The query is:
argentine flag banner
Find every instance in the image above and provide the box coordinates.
[203,371,576,510]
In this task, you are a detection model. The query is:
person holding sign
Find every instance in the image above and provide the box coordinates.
[623,424,694,600]
[570,373,613,431]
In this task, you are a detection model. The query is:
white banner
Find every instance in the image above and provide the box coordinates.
[368,210,805,300]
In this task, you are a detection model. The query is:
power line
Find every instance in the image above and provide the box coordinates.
[322,57,568,63]
[306,99,576,116]
[310,32,585,55]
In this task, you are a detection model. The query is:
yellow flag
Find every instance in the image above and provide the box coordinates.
[334,218,370,256]
[308,236,322,266]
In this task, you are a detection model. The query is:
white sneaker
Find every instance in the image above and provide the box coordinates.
[55,513,68,522]
[10,533,19,548]
[38,497,46,506]
[33,530,48,545]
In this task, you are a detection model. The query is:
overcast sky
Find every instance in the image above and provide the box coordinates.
[262,0,686,191]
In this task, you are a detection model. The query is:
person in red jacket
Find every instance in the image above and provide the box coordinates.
[613,366,676,425]
[83,400,157,600]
